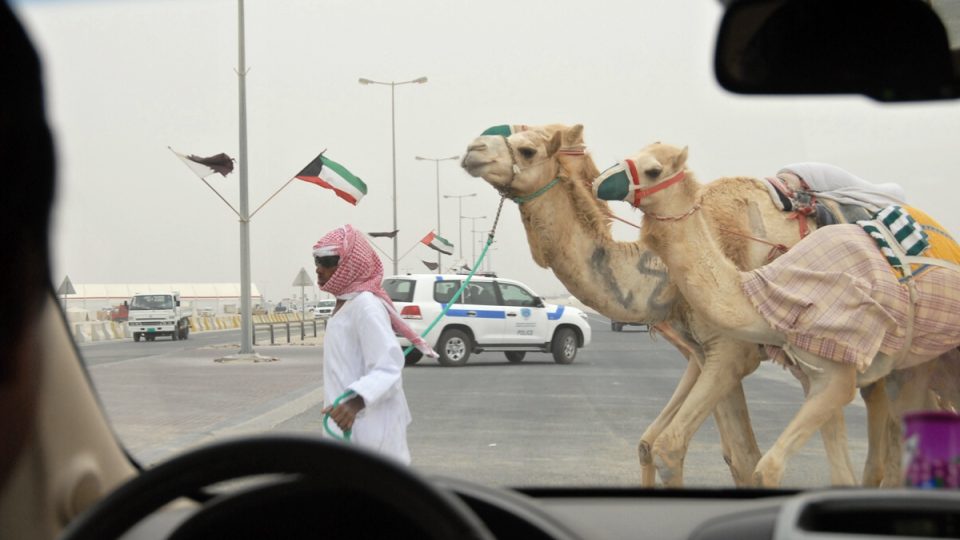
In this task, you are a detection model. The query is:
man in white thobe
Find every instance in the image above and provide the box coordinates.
[321,290,412,464]
[313,225,438,465]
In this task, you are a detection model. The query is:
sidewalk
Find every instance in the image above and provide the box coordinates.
[87,339,326,465]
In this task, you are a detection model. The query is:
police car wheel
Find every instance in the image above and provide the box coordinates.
[551,328,578,364]
[505,351,525,363]
[437,329,471,367]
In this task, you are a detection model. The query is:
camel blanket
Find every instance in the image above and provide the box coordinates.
[741,224,960,372]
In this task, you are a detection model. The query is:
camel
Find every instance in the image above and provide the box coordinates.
[605,141,960,486]
[461,124,864,487]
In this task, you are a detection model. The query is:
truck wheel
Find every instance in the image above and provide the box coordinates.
[133,333,140,342]
[551,327,578,364]
[505,351,525,363]
[404,349,423,366]
[171,326,179,341]
[437,329,472,367]
[181,326,189,340]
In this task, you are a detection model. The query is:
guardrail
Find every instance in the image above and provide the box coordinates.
[70,312,327,343]
[252,318,323,345]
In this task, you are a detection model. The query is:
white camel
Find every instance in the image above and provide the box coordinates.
[606,142,960,486]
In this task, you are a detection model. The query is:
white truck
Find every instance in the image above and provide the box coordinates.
[127,292,192,342]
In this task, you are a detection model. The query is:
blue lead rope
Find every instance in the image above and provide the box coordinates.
[322,389,356,441]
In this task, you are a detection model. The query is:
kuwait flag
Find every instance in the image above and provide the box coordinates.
[170,148,235,178]
[295,153,368,206]
[420,231,454,255]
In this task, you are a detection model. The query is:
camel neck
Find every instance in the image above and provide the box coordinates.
[517,174,677,323]
[642,207,753,330]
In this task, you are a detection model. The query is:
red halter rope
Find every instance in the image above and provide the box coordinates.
[625,159,687,207]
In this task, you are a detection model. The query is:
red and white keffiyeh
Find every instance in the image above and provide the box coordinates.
[313,224,438,358]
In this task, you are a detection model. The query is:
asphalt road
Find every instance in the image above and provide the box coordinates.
[79,315,868,488]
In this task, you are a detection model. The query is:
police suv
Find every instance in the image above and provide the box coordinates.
[383,273,592,366]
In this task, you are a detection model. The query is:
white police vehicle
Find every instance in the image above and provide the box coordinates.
[384,274,592,366]
[311,299,336,319]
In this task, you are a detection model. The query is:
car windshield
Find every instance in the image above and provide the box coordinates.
[20,0,960,491]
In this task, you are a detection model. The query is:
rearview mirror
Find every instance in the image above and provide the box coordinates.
[715,0,959,101]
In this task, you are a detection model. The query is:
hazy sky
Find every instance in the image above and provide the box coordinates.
[14,0,960,303]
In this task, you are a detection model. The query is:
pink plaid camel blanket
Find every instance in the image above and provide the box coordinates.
[741,224,960,372]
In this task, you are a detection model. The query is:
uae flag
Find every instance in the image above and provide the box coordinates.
[295,153,367,206]
[420,231,454,255]
[171,149,235,178]
[421,260,440,271]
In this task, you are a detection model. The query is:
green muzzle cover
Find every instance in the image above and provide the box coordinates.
[480,124,514,137]
[593,162,630,201]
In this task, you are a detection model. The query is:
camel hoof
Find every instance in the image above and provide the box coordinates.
[638,440,653,465]
[752,463,784,488]
[652,442,685,487]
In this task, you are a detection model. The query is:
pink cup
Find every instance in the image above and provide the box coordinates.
[902,410,960,488]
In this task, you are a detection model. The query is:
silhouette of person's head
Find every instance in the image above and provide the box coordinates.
[0,2,57,488]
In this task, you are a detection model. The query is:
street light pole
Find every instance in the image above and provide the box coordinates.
[462,215,486,268]
[415,155,459,273]
[236,0,255,356]
[443,193,476,265]
[359,76,428,275]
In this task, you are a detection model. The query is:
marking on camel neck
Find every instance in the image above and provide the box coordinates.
[589,247,672,318]
[637,250,673,316]
[590,247,634,308]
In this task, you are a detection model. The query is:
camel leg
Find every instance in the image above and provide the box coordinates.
[638,357,701,486]
[880,362,938,487]
[794,364,857,485]
[753,354,857,487]
[880,414,903,488]
[711,381,763,487]
[651,339,761,487]
[819,407,857,485]
[860,380,889,487]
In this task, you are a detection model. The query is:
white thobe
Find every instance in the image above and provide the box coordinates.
[322,291,412,464]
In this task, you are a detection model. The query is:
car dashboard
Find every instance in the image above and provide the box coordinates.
[112,473,960,540]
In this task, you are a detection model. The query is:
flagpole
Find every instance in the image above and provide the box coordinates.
[236,0,255,356]
[396,238,423,264]
[368,240,393,262]
[249,176,295,219]
[168,147,242,218]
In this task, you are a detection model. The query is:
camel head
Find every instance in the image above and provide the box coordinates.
[461,124,585,200]
[593,142,698,215]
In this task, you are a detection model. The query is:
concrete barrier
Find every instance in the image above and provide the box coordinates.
[92,322,108,341]
[72,322,91,343]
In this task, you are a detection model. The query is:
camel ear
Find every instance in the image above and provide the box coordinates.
[566,124,584,146]
[674,146,688,170]
[546,130,563,156]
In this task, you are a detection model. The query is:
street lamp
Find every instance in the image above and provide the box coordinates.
[462,215,486,267]
[415,155,460,273]
[443,193,476,263]
[359,76,428,274]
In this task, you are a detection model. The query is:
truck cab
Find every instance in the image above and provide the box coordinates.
[127,292,192,342]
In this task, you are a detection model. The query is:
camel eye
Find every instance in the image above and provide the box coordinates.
[518,147,537,159]
[645,166,662,179]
